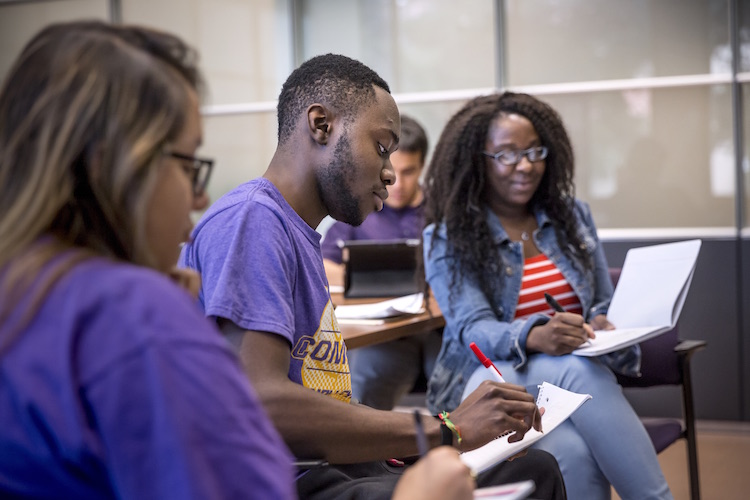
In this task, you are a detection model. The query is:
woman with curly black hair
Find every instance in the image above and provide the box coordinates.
[422,92,672,500]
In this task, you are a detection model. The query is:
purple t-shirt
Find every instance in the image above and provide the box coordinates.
[0,258,295,499]
[180,178,352,403]
[321,202,424,263]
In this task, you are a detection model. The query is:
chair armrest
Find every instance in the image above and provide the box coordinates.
[674,340,707,362]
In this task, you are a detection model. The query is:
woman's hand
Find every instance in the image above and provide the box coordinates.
[589,314,614,331]
[526,312,595,356]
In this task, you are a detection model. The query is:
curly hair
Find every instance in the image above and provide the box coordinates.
[276,53,390,144]
[423,92,591,313]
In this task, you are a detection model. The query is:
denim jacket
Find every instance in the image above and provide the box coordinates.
[423,199,640,413]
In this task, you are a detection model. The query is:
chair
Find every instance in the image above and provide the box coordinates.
[609,268,706,500]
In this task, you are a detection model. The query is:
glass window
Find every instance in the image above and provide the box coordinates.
[200,112,278,209]
[0,0,109,81]
[401,86,736,229]
[539,86,735,228]
[300,0,496,92]
[741,3,750,229]
[504,0,730,86]
[396,100,471,165]
[122,0,294,105]
[744,83,750,228]
[741,0,750,73]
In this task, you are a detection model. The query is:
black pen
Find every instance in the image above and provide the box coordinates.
[544,293,565,313]
[413,410,429,457]
[293,459,329,469]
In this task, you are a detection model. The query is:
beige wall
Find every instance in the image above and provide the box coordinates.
[0,0,109,78]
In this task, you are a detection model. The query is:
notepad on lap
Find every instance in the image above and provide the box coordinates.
[460,382,591,474]
[574,239,702,357]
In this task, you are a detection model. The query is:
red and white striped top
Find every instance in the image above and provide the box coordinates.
[514,254,583,320]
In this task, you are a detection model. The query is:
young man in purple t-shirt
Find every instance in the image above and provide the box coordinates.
[180,54,566,500]
[321,115,442,411]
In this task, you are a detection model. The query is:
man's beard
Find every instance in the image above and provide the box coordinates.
[317,133,366,226]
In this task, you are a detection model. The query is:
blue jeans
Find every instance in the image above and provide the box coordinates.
[462,354,672,500]
[349,330,442,410]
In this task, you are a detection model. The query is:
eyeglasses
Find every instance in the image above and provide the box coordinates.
[482,146,548,167]
[165,151,214,196]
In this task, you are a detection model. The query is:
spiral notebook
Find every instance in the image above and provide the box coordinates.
[460,382,591,474]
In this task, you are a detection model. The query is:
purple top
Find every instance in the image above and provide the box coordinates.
[321,203,424,263]
[180,178,352,403]
[0,258,295,499]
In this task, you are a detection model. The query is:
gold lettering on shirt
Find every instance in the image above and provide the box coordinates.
[295,299,352,402]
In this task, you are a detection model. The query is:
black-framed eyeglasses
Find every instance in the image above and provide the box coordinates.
[482,146,548,167]
[165,151,214,196]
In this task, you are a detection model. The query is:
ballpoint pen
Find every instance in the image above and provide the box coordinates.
[469,342,505,383]
[413,410,428,457]
[544,292,565,313]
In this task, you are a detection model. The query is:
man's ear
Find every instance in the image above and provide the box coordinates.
[307,104,333,145]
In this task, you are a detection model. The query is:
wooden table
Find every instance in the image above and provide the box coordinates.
[332,292,445,349]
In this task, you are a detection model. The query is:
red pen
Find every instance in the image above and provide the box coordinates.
[469,342,506,383]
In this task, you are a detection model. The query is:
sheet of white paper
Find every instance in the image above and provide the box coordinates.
[574,326,667,356]
[460,382,591,474]
[606,239,701,328]
[333,293,424,319]
[573,239,701,357]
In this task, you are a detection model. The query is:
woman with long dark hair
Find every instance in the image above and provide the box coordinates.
[423,92,672,500]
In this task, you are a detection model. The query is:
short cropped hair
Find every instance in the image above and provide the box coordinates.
[276,53,391,144]
[398,114,428,163]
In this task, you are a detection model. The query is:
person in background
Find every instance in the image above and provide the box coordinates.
[180,53,566,500]
[422,91,673,500]
[321,114,441,410]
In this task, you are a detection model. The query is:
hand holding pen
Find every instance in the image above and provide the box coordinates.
[545,292,614,331]
[521,293,596,355]
[453,342,543,445]
[545,292,595,336]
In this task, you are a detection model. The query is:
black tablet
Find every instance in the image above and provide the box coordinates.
[341,238,423,298]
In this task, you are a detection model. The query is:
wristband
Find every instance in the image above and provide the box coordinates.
[438,411,463,445]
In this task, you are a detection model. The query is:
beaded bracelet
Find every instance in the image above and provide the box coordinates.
[438,411,463,445]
